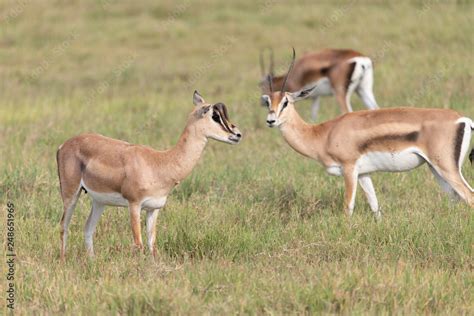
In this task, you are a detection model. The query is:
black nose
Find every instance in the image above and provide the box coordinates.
[267,119,275,125]
[236,133,242,138]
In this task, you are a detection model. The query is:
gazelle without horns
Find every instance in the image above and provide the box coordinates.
[57,91,242,259]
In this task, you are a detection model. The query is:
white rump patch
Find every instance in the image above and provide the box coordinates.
[455,117,474,192]
[347,57,373,89]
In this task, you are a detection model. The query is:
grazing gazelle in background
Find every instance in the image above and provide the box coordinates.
[57,91,242,260]
[260,48,379,121]
[262,49,473,218]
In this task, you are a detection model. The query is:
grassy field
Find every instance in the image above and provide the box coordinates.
[1,0,473,314]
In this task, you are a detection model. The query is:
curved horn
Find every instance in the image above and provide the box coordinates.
[280,47,296,95]
[269,48,274,76]
[259,49,265,77]
[267,74,273,93]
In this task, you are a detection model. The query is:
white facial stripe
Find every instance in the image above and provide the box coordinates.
[213,109,232,133]
[278,96,289,115]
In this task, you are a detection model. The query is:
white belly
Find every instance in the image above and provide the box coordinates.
[87,189,129,207]
[305,77,333,97]
[356,149,425,174]
[81,181,167,209]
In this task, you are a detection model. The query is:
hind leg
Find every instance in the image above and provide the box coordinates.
[60,188,81,261]
[334,89,352,114]
[429,166,460,201]
[358,175,381,220]
[356,65,379,110]
[430,163,473,207]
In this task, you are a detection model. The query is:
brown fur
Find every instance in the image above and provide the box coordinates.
[57,98,241,260]
[265,91,473,214]
[261,49,365,113]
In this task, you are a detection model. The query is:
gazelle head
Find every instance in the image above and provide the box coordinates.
[260,48,302,128]
[191,90,242,144]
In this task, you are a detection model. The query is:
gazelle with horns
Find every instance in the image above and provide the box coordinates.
[261,49,473,217]
[260,48,379,121]
[57,91,242,259]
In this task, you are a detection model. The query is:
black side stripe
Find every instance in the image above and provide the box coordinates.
[359,131,419,151]
[454,123,465,168]
[345,62,357,92]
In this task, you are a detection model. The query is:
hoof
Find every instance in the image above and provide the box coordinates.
[374,211,382,222]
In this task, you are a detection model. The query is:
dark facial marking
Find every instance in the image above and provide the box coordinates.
[212,111,220,123]
[469,148,474,165]
[359,131,420,151]
[454,123,465,168]
[212,103,234,134]
[345,62,357,92]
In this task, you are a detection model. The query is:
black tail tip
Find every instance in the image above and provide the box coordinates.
[470,149,474,164]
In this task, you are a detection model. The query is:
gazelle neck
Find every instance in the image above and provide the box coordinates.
[162,123,208,182]
[278,106,326,160]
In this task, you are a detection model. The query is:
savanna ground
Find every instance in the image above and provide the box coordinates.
[1,0,473,314]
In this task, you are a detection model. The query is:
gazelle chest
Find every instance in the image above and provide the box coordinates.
[141,196,167,210]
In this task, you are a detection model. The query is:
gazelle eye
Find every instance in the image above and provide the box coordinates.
[212,111,220,123]
[281,99,289,110]
[261,96,270,107]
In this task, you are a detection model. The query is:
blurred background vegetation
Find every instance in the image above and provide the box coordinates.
[0,0,473,314]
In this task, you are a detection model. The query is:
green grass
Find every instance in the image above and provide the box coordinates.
[1,0,473,314]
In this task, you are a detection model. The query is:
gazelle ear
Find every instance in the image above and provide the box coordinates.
[260,95,270,107]
[193,90,206,106]
[195,105,211,118]
[289,84,317,102]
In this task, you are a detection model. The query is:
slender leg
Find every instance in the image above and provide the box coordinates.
[84,200,106,257]
[357,87,379,110]
[429,165,459,200]
[60,188,81,261]
[356,66,379,110]
[358,175,381,220]
[335,89,351,114]
[432,164,473,206]
[146,209,160,258]
[343,165,358,216]
[310,96,321,122]
[129,203,144,250]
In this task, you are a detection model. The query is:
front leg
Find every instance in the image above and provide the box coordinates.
[129,203,144,251]
[334,87,353,114]
[146,209,160,258]
[310,96,321,122]
[343,165,358,216]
